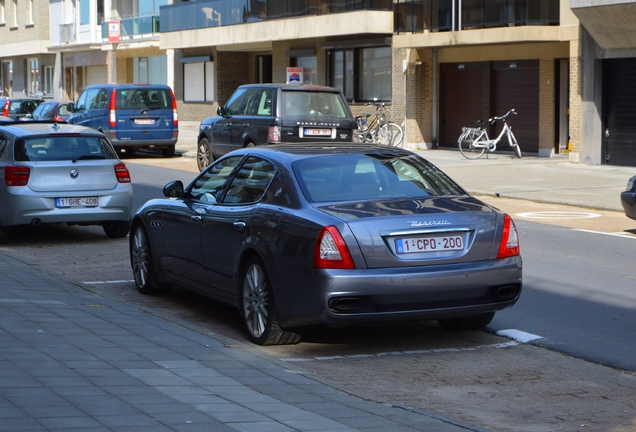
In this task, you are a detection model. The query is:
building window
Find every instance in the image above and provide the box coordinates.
[44,66,54,96]
[293,56,317,85]
[183,61,215,102]
[27,0,33,24]
[28,58,40,96]
[1,0,5,24]
[80,0,90,25]
[12,0,17,27]
[257,55,272,84]
[330,46,391,103]
[1,61,12,97]
[134,56,167,84]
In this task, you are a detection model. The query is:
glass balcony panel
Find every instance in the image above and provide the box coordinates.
[161,0,391,32]
[483,0,506,27]
[395,1,425,33]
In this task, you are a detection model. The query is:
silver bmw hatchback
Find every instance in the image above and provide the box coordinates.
[0,121,133,244]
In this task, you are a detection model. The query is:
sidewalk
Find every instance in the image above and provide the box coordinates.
[177,120,633,213]
[0,252,485,432]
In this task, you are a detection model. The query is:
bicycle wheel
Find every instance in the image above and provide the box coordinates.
[376,123,392,145]
[458,131,486,159]
[385,122,403,146]
[509,131,522,158]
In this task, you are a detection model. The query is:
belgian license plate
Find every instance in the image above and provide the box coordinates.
[395,235,464,254]
[134,118,155,125]
[305,128,332,136]
[56,197,99,208]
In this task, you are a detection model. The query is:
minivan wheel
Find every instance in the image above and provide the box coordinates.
[162,145,175,158]
[197,138,212,171]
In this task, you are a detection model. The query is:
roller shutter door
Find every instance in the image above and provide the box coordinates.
[603,58,636,167]
[491,61,539,154]
[86,66,108,86]
[440,61,539,153]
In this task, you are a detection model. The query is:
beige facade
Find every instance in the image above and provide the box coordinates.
[0,0,55,97]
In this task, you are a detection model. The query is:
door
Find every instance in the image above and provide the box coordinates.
[213,87,247,156]
[603,58,636,167]
[201,156,277,299]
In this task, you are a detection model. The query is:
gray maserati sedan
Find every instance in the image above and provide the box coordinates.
[130,143,522,345]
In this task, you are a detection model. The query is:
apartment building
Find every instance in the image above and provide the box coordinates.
[4,1,636,167]
[0,0,55,97]
[47,0,170,101]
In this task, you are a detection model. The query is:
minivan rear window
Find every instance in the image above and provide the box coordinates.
[116,88,172,111]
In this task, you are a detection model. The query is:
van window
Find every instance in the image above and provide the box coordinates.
[76,88,102,111]
[116,88,172,111]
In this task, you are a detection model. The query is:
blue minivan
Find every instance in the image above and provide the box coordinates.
[67,84,178,157]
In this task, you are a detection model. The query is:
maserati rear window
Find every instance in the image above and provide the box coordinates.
[294,153,465,202]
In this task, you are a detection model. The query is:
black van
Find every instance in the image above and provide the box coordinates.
[68,84,178,157]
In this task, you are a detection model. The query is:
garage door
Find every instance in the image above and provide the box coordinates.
[440,60,539,153]
[603,58,636,167]
[86,66,108,86]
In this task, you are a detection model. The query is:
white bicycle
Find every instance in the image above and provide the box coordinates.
[458,109,521,159]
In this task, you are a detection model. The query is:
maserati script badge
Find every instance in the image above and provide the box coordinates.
[70,169,79,179]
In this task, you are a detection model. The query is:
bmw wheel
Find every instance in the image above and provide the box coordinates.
[130,224,169,294]
[103,220,130,238]
[240,258,301,345]
[197,138,212,172]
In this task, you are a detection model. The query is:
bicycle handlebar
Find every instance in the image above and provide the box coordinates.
[488,109,516,124]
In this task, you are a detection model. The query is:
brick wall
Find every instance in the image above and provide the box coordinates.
[569,56,581,154]
[538,59,556,155]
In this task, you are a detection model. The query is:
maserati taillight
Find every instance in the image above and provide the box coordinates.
[314,226,355,269]
[497,214,520,259]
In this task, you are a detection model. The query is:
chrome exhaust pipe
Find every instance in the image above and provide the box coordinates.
[31,218,41,226]
[329,297,363,312]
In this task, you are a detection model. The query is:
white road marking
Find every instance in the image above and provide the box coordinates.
[281,341,519,362]
[573,229,636,239]
[496,329,544,343]
[83,280,135,285]
[516,211,601,220]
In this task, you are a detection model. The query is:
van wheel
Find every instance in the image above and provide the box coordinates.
[162,145,175,158]
[124,147,137,156]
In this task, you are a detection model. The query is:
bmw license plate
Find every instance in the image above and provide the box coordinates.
[395,235,464,254]
[56,197,98,208]
[134,118,155,125]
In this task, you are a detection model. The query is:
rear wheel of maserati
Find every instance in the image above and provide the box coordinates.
[438,312,495,331]
[240,258,301,345]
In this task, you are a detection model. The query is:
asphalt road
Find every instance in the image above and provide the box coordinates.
[2,153,635,432]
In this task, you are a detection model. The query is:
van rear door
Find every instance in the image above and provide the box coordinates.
[115,88,176,142]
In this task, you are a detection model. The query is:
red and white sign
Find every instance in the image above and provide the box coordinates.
[286,67,303,84]
[108,21,120,43]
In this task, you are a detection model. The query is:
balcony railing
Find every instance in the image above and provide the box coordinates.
[160,0,393,33]
[394,0,559,33]
[59,23,75,44]
[101,15,160,42]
